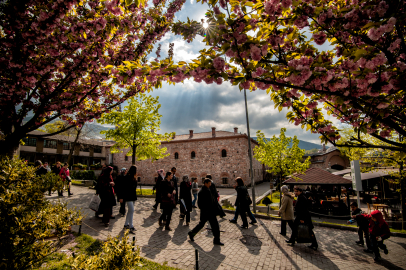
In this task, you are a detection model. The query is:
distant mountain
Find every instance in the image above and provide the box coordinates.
[251,137,327,151]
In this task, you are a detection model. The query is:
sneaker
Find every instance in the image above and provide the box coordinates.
[229,219,237,224]
[185,222,190,226]
[213,240,224,246]
[384,248,389,255]
[355,241,364,245]
[249,221,257,225]
[188,231,195,241]
[129,228,136,234]
[124,225,129,229]
[165,226,172,231]
[158,220,163,227]
[374,256,382,262]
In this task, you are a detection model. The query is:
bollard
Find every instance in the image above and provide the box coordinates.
[78,224,82,235]
[132,236,135,252]
[195,249,199,270]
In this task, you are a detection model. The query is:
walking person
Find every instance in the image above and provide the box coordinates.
[153,169,164,210]
[159,171,176,231]
[286,187,318,250]
[206,174,226,218]
[188,179,224,246]
[191,178,199,208]
[51,161,62,196]
[179,175,193,226]
[59,163,73,196]
[43,162,51,172]
[233,177,252,229]
[279,185,294,236]
[115,168,127,216]
[35,160,48,176]
[121,165,138,234]
[171,167,179,205]
[96,166,116,227]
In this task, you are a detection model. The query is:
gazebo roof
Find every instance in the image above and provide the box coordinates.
[283,167,352,185]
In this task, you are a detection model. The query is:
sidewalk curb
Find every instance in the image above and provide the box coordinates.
[222,209,406,238]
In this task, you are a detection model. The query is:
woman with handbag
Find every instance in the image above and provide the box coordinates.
[96,166,116,227]
[278,185,294,237]
[234,177,251,229]
[159,171,175,231]
[286,187,318,250]
[59,163,73,196]
[121,165,138,234]
[179,175,193,226]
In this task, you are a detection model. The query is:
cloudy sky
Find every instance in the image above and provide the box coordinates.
[140,0,337,144]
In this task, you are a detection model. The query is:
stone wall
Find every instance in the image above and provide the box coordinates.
[111,135,264,187]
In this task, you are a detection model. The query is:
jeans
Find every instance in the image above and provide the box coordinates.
[281,220,294,235]
[358,225,372,249]
[190,214,220,242]
[233,207,257,223]
[125,201,135,228]
[192,193,198,206]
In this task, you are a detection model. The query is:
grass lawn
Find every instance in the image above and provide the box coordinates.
[71,180,82,185]
[136,188,155,196]
[36,233,181,270]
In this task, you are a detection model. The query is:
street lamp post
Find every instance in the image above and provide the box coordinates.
[244,89,256,213]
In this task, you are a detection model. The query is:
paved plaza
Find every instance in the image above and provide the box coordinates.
[55,186,406,270]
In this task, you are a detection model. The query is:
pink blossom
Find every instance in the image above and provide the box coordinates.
[281,0,292,8]
[312,32,327,45]
[213,57,225,70]
[252,67,265,78]
[250,46,262,61]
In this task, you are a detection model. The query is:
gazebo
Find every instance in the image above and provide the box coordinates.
[284,167,353,213]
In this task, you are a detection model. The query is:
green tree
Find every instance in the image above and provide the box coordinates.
[305,148,320,155]
[337,128,406,228]
[0,156,82,270]
[254,128,311,205]
[97,94,174,164]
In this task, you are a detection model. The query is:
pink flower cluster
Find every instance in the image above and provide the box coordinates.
[213,57,225,70]
[312,32,327,45]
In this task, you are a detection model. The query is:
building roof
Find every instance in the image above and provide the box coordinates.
[27,130,108,146]
[283,167,352,185]
[341,169,401,181]
[172,130,238,141]
[332,169,352,176]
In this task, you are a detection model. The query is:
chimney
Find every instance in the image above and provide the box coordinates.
[322,144,326,153]
[189,130,193,139]
[212,127,216,138]
[234,127,238,134]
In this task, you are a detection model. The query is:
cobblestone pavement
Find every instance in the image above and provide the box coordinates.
[53,186,406,270]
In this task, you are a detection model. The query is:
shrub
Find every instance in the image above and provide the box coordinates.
[71,170,96,180]
[0,156,82,270]
[73,163,87,169]
[90,163,102,169]
[71,231,141,269]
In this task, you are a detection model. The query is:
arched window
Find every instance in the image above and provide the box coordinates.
[221,149,227,157]
[174,152,179,159]
[191,151,196,159]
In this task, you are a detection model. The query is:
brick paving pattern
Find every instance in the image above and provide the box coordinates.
[55,186,406,270]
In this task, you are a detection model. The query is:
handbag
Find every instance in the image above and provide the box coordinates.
[66,176,72,182]
[296,224,312,243]
[89,195,101,212]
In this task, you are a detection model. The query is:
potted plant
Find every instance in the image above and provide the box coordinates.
[73,163,84,170]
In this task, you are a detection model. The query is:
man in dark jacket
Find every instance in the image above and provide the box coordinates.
[206,174,226,218]
[286,187,318,250]
[35,160,48,176]
[348,202,371,250]
[115,168,127,216]
[188,179,224,246]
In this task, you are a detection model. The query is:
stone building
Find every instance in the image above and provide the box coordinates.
[304,145,350,170]
[108,128,265,187]
[19,130,111,166]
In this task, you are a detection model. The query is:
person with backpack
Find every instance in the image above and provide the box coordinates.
[366,210,390,262]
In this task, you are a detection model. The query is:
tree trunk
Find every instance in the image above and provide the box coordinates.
[0,139,20,158]
[132,144,137,164]
[400,161,405,230]
[67,127,82,165]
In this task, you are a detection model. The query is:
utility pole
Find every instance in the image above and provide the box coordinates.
[244,89,256,213]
